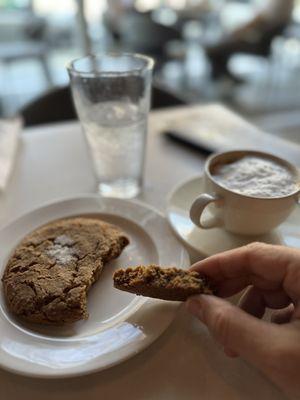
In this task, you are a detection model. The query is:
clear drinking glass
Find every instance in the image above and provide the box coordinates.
[67,53,154,198]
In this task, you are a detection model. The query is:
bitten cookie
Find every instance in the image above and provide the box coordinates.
[2,217,129,324]
[113,265,213,301]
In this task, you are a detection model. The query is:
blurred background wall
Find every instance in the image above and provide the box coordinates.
[1,0,300,139]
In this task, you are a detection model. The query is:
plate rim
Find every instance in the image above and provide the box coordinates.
[0,193,167,233]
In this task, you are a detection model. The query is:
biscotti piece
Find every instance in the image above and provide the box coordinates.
[113,265,213,301]
[2,217,129,324]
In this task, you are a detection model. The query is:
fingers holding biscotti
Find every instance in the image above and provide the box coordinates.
[191,243,300,305]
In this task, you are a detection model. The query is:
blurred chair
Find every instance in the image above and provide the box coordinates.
[105,10,181,68]
[20,84,186,127]
[206,24,287,80]
[0,12,52,85]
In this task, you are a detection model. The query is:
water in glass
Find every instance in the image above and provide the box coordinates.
[79,100,147,198]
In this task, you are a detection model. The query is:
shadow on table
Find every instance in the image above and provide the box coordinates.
[1,308,286,400]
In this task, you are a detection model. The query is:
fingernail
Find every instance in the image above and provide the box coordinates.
[185,298,204,321]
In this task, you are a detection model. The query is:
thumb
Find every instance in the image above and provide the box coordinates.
[186,295,280,367]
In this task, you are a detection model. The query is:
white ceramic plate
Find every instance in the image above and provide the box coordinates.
[167,176,300,258]
[0,196,189,378]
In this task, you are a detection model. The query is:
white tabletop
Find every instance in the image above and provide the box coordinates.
[0,105,287,400]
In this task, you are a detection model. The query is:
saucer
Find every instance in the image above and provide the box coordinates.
[167,176,300,258]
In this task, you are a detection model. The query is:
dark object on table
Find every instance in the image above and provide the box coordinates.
[20,84,186,127]
[113,265,214,301]
[164,130,212,155]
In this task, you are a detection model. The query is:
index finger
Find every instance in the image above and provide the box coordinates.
[191,242,300,299]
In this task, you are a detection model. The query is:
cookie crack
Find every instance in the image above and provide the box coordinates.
[26,281,37,296]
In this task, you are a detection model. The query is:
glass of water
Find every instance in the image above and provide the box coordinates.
[67,53,154,198]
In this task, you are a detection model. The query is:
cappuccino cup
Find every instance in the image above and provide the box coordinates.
[190,150,300,235]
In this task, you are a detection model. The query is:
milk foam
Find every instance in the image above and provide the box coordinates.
[212,156,297,198]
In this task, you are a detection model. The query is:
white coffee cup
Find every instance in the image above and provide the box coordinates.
[190,150,300,236]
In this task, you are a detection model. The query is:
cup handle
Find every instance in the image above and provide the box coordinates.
[190,193,223,229]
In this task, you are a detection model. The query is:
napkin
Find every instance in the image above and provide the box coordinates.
[0,117,21,190]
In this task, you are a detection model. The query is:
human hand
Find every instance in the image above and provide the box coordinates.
[185,243,300,399]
